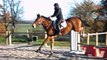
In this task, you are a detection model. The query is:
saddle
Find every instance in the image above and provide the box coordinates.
[52,19,67,30]
[51,17,67,35]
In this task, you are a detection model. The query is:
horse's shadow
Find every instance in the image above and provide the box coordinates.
[37,49,72,58]
[14,44,41,50]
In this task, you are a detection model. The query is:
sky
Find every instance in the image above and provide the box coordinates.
[21,0,72,20]
[21,0,101,21]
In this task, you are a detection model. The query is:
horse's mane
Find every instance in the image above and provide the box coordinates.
[41,16,51,21]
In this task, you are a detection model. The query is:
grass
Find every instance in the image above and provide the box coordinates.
[10,36,70,47]
[33,39,70,47]
[55,41,70,47]
[14,24,44,32]
[15,24,32,32]
[12,37,27,43]
[0,36,5,44]
[0,36,106,47]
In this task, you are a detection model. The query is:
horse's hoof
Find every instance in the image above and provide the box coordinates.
[48,53,53,58]
[35,49,40,53]
[51,52,53,55]
[50,51,54,56]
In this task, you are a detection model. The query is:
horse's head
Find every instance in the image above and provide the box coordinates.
[32,14,47,28]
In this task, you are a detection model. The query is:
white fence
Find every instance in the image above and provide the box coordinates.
[86,32,107,46]
[70,31,107,54]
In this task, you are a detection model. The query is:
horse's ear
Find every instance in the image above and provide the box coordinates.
[37,14,40,17]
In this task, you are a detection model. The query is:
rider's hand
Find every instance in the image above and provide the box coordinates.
[50,17,56,21]
[49,16,53,19]
[48,16,51,18]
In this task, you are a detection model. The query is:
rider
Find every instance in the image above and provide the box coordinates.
[51,3,63,35]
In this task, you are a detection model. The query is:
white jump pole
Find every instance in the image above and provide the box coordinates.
[70,30,85,54]
[70,30,78,51]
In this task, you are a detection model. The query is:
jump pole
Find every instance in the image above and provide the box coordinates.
[70,30,85,54]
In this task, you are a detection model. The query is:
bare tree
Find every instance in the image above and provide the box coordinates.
[7,0,23,33]
[0,0,10,31]
[0,0,23,45]
[1,0,23,33]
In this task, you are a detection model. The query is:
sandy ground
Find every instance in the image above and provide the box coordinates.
[0,43,105,60]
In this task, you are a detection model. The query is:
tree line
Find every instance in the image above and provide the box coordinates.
[70,0,107,33]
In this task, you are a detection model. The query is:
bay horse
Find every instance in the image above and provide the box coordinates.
[32,14,84,54]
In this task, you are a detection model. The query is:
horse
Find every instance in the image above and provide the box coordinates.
[32,14,84,54]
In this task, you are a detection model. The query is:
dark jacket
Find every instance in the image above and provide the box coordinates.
[51,5,63,20]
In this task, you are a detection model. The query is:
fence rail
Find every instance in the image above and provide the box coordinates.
[83,32,107,46]
[0,30,47,45]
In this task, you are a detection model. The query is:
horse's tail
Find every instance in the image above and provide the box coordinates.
[78,17,90,27]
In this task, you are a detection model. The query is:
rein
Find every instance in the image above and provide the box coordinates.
[46,21,52,29]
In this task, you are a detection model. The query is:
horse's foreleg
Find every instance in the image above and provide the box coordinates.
[44,36,50,48]
[36,37,50,52]
[50,36,55,54]
[44,43,50,47]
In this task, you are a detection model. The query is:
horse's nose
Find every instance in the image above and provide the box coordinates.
[32,24,36,28]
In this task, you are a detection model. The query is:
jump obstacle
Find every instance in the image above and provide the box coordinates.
[70,30,85,54]
[82,32,107,59]
[71,31,107,58]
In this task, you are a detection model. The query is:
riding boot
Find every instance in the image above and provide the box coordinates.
[55,25,60,35]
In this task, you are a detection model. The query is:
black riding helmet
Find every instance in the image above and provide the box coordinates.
[54,3,59,8]
[54,3,58,6]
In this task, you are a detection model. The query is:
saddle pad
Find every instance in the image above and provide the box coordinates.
[50,17,67,29]
[60,20,67,29]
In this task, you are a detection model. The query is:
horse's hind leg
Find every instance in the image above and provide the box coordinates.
[36,36,50,52]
